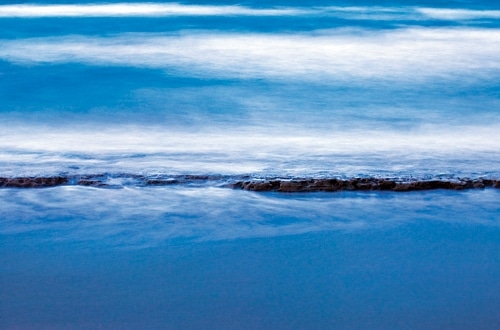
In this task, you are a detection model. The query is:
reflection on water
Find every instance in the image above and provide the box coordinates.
[1,186,499,247]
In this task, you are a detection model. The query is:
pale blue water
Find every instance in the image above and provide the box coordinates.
[1,1,500,328]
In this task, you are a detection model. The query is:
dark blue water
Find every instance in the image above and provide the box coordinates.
[1,1,500,328]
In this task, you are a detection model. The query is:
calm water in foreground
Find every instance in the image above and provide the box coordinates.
[1,187,500,329]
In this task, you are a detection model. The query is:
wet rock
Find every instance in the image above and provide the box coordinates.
[378,179,397,190]
[311,179,345,191]
[482,179,494,187]
[146,179,179,185]
[355,178,382,190]
[246,182,274,191]
[356,178,391,190]
[279,180,310,192]
[77,179,108,187]
[449,181,467,190]
[1,176,67,188]
[423,180,450,190]
[393,182,412,191]
[5,178,33,188]
[3,175,498,192]
[472,179,485,189]
[343,179,355,190]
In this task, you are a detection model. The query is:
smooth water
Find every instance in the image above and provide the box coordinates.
[2,187,500,329]
[1,0,500,328]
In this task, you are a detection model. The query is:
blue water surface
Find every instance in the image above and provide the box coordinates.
[1,187,500,329]
[1,0,500,328]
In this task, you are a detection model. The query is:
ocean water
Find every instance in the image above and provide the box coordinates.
[1,1,500,329]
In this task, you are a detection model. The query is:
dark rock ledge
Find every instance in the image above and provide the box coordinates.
[230,178,500,193]
[0,176,68,188]
[0,176,499,192]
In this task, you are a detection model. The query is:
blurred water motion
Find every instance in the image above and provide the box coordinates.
[1,186,498,247]
[1,0,500,328]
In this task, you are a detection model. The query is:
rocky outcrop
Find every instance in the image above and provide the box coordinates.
[231,178,500,193]
[0,175,498,192]
[0,176,68,188]
[76,179,109,187]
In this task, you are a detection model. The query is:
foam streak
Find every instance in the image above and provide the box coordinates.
[1,28,499,82]
[0,3,312,18]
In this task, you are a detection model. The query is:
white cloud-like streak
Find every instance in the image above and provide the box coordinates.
[0,3,311,17]
[1,28,499,82]
[417,8,500,20]
[0,3,419,22]
[1,123,499,178]
[0,3,497,21]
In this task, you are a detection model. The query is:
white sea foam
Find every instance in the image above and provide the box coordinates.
[1,124,499,177]
[1,28,499,82]
[0,4,418,20]
[417,8,500,20]
[1,4,498,22]
[2,124,499,155]
[0,3,308,17]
